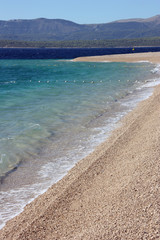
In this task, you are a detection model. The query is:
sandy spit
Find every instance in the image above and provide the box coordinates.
[73,51,160,63]
[0,53,160,240]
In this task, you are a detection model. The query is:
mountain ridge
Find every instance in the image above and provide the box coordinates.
[0,15,160,41]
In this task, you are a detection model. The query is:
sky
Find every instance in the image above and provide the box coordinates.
[1,0,160,24]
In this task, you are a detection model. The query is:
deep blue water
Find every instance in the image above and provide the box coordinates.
[0,47,160,59]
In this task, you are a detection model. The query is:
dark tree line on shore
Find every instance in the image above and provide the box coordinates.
[0,37,160,48]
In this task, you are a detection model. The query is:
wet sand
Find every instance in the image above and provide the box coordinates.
[0,52,160,239]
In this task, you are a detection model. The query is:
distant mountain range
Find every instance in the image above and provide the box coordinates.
[0,15,160,41]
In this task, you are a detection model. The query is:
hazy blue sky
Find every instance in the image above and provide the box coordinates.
[1,0,160,23]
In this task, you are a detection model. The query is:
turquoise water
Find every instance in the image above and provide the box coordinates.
[0,59,159,228]
[0,60,152,177]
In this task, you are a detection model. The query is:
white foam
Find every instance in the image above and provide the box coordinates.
[150,64,160,74]
[143,78,160,88]
[28,123,41,129]
[137,60,150,63]
[0,181,52,229]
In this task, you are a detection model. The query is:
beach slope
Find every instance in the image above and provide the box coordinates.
[0,53,160,240]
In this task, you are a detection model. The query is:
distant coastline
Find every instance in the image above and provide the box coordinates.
[0,37,160,49]
[73,51,160,64]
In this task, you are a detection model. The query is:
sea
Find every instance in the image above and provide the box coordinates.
[0,47,160,229]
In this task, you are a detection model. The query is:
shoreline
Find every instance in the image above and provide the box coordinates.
[73,51,160,64]
[0,52,160,239]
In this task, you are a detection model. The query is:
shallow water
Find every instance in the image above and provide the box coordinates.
[0,59,159,229]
